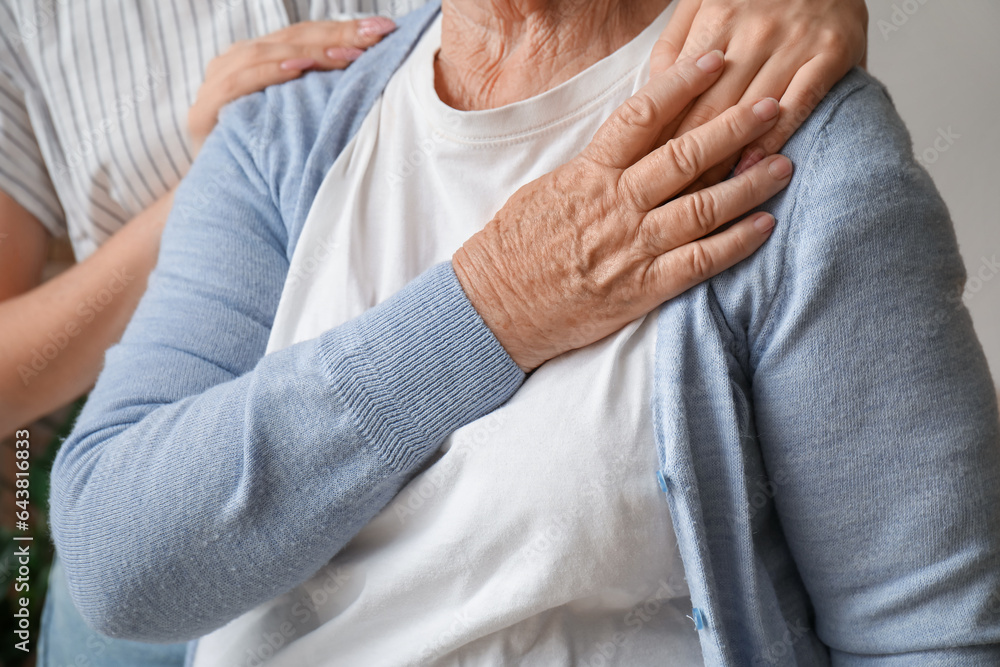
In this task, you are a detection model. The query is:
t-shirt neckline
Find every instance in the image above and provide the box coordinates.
[408,5,675,144]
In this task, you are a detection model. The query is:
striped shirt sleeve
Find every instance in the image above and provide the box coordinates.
[0,65,65,236]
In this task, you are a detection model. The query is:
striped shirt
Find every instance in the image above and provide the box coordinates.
[0,0,427,259]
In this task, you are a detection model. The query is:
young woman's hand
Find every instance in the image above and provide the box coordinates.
[453,51,793,372]
[188,16,397,154]
[650,0,868,183]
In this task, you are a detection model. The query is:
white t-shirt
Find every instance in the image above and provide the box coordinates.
[195,6,705,666]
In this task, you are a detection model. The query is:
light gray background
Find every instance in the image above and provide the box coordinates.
[866,0,999,389]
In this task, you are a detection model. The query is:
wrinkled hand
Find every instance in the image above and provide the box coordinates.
[188,16,397,155]
[650,0,867,182]
[453,52,794,372]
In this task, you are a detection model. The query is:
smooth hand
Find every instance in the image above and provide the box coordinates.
[651,0,868,179]
[188,16,397,154]
[453,52,794,372]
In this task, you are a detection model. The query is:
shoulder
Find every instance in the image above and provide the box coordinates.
[769,66,965,252]
[772,67,939,249]
[784,68,907,166]
[771,68,960,284]
[709,68,963,350]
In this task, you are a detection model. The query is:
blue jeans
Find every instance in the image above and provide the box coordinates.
[39,555,187,667]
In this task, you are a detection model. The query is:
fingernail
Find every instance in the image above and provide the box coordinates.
[753,213,775,234]
[734,149,765,176]
[753,97,780,122]
[696,50,724,73]
[280,58,316,71]
[358,16,396,37]
[767,155,793,180]
[326,47,364,62]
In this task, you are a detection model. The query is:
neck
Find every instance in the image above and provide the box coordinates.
[435,0,669,111]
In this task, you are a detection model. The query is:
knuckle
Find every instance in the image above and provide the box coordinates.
[785,23,811,48]
[282,23,306,39]
[694,5,735,38]
[684,191,718,235]
[663,134,702,180]
[635,214,659,249]
[617,170,647,210]
[638,213,673,256]
[785,85,815,110]
[686,243,715,279]
[819,27,850,54]
[245,41,268,60]
[618,94,658,132]
[339,19,361,40]
[673,59,706,89]
[722,108,750,139]
[751,18,781,44]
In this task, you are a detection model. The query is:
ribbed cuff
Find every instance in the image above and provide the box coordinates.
[317,261,525,471]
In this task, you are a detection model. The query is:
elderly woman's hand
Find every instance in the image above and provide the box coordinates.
[650,0,868,182]
[453,51,792,372]
[188,16,396,155]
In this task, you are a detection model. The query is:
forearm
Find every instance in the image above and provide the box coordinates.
[51,262,523,642]
[0,190,174,435]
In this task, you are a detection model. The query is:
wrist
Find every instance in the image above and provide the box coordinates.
[451,247,541,372]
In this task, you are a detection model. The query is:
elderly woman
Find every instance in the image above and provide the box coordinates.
[51,0,999,665]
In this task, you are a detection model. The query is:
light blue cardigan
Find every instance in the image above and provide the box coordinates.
[51,2,1000,664]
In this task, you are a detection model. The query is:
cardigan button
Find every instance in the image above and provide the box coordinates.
[656,470,670,494]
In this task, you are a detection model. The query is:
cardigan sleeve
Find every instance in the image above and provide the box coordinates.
[49,86,524,643]
[750,77,1000,661]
